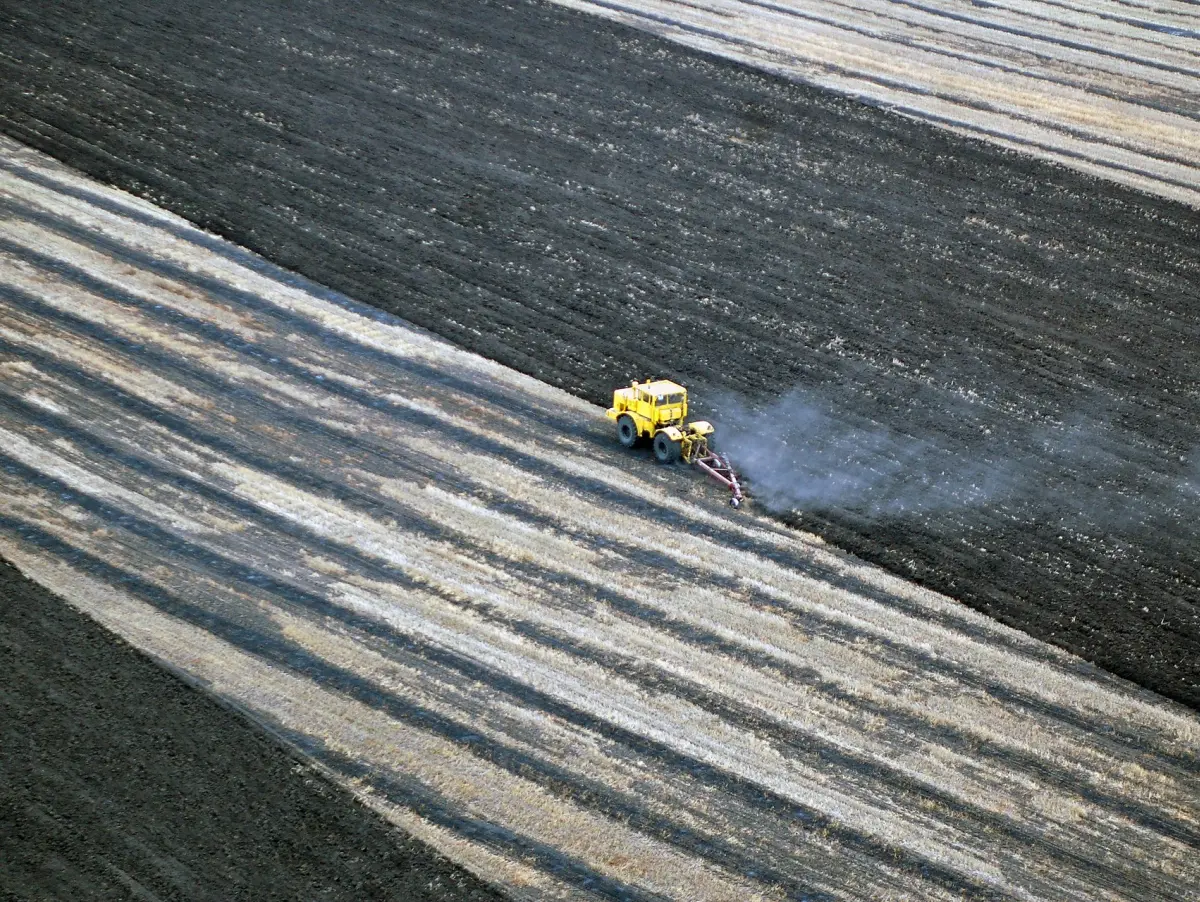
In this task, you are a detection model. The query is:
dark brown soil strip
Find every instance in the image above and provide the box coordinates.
[0,511,1019,902]
[0,559,509,902]
[2,305,1191,781]
[1,0,1196,710]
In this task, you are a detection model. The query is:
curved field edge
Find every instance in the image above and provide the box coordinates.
[1,143,1197,902]
[0,0,1195,712]
[0,557,511,902]
[551,0,1200,209]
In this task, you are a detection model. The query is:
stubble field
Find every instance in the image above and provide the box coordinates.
[1,138,1198,901]
[551,0,1200,206]
[1,0,1196,707]
[1,0,1199,898]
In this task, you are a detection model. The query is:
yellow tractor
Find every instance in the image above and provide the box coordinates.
[606,379,744,507]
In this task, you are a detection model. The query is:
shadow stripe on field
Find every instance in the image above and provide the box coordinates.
[3,282,1192,796]
[0,182,1172,694]
[1,264,1193,783]
[3,382,1195,859]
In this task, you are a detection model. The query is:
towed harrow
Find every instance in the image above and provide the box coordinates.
[691,446,744,509]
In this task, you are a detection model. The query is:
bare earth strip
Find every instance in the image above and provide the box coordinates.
[2,140,1198,900]
[550,0,1200,207]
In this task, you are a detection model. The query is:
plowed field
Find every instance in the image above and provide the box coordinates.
[1,0,1196,708]
[3,0,1200,898]
[2,137,1199,902]
[552,0,1200,206]
[0,557,506,902]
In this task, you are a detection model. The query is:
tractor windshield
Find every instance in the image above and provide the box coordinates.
[656,393,684,406]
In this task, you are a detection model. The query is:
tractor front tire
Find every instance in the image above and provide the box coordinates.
[617,415,639,448]
[653,432,681,464]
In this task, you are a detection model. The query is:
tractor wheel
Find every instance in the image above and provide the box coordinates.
[653,431,681,464]
[617,415,639,448]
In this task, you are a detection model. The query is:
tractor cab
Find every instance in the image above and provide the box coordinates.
[617,379,688,429]
[606,379,714,463]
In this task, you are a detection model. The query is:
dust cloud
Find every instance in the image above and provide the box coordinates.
[713,386,1199,537]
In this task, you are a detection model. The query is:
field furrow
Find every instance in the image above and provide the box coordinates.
[2,137,1196,901]
[552,0,1200,205]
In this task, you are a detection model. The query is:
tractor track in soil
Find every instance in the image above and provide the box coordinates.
[0,140,1197,900]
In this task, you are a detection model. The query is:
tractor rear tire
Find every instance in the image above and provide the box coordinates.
[653,432,681,464]
[617,415,639,448]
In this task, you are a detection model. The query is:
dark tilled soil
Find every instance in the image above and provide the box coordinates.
[1,0,1197,711]
[0,558,508,902]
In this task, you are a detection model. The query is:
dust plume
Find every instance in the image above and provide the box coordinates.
[712,386,1199,536]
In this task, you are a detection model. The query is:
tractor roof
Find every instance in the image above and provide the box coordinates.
[638,379,687,395]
